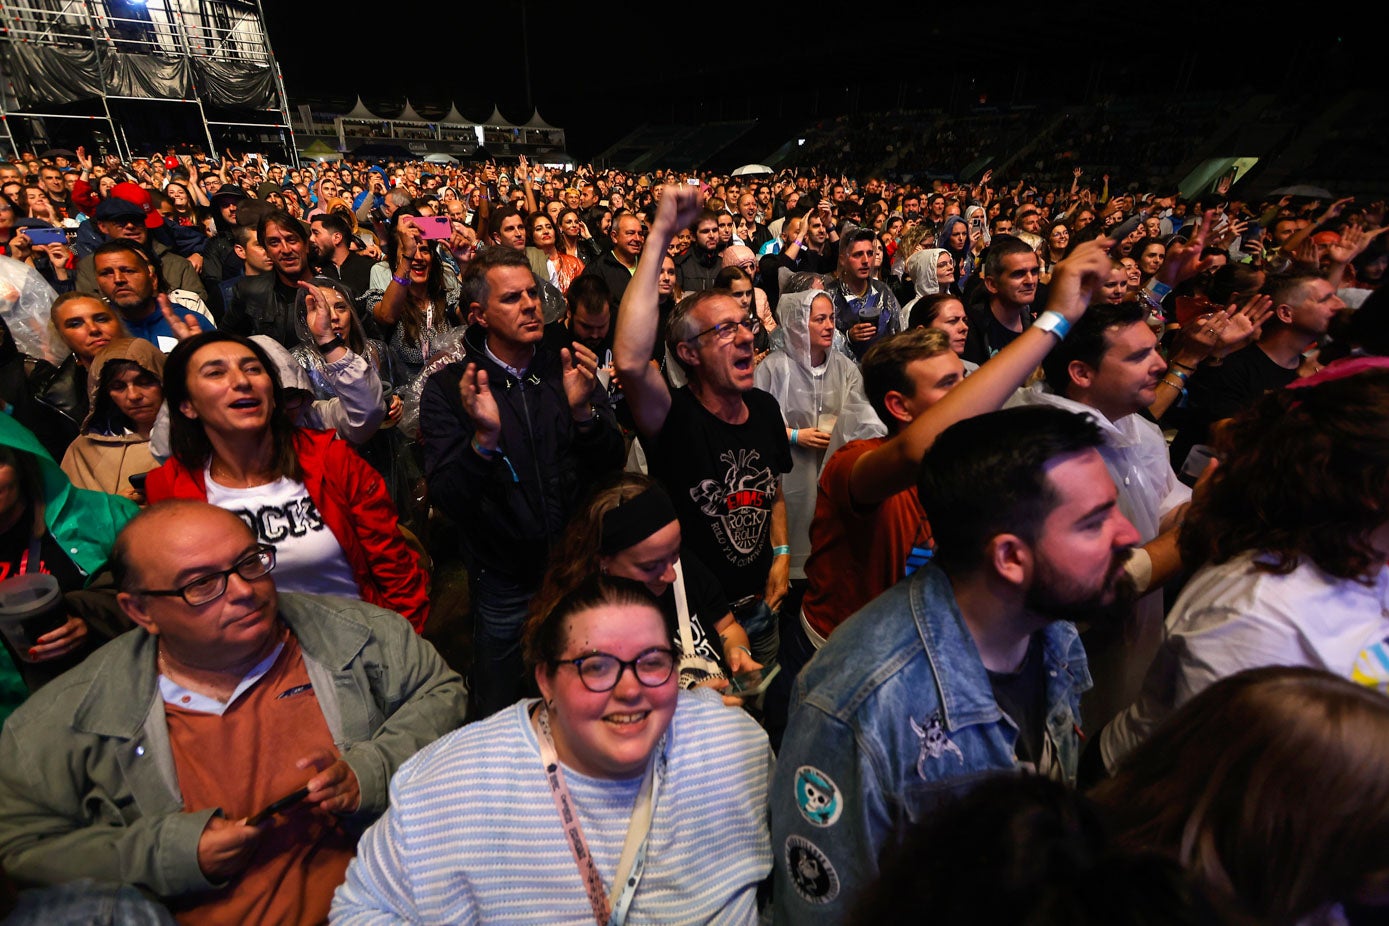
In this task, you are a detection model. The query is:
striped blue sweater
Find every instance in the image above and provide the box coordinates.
[331,688,773,925]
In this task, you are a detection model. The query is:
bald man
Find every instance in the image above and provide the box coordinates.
[0,501,464,923]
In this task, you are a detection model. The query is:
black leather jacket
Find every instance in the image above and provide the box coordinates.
[26,355,87,461]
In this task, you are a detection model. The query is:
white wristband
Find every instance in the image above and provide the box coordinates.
[1033,310,1072,340]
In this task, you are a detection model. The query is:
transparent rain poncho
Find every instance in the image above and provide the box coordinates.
[754,290,870,578]
[0,255,65,365]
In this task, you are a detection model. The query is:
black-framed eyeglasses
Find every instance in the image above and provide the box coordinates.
[687,315,761,343]
[138,544,276,606]
[553,647,676,693]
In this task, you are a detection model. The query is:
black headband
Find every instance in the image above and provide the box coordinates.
[600,486,678,554]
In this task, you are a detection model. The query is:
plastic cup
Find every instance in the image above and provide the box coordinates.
[0,573,66,662]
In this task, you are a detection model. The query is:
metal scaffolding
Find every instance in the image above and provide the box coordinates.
[0,0,295,162]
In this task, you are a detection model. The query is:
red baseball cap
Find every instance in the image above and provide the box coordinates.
[108,181,163,229]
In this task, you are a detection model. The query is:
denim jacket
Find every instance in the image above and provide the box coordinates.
[771,565,1091,924]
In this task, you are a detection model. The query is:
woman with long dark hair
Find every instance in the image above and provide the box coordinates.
[556,207,601,266]
[367,217,459,380]
[162,180,204,229]
[527,211,584,295]
[936,214,975,289]
[146,329,430,630]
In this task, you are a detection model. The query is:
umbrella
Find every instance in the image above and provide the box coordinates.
[40,148,77,161]
[423,153,459,164]
[1269,185,1334,199]
[731,163,773,177]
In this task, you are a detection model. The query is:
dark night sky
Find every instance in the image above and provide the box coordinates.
[260,7,1358,161]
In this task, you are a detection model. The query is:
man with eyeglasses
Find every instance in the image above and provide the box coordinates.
[0,500,464,922]
[615,185,793,669]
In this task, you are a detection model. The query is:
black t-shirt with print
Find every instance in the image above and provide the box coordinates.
[643,387,793,603]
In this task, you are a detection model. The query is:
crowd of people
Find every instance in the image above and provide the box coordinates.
[0,140,1387,924]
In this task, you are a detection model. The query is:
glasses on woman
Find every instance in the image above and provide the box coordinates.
[138,544,276,606]
[554,647,676,692]
[687,315,761,343]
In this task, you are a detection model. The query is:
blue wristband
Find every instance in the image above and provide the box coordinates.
[1034,310,1072,340]
[772,545,791,557]
[790,428,799,445]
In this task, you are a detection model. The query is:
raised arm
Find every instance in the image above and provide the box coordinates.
[516,155,538,217]
[372,219,420,327]
[612,184,704,438]
[848,238,1115,507]
[1325,224,1389,289]
[1278,197,1353,261]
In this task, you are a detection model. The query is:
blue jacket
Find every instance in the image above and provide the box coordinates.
[771,565,1091,924]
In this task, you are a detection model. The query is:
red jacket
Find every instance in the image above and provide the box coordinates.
[146,428,430,631]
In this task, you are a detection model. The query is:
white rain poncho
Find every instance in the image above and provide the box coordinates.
[754,290,870,579]
[898,247,950,328]
[1006,382,1191,735]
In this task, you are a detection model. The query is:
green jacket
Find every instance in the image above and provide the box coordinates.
[0,592,466,895]
[0,412,137,580]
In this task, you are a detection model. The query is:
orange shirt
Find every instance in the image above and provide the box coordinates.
[802,438,934,639]
[165,636,356,926]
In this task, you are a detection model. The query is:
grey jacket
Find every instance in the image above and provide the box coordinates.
[74,240,209,304]
[0,592,466,896]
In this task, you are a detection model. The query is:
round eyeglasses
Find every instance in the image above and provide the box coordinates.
[553,647,677,693]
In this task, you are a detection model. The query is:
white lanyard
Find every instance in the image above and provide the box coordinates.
[673,560,695,658]
[534,703,665,926]
[672,561,724,681]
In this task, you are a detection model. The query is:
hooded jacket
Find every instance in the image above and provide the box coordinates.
[899,247,952,326]
[59,338,163,497]
[936,215,976,289]
[753,291,869,578]
[0,413,137,582]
